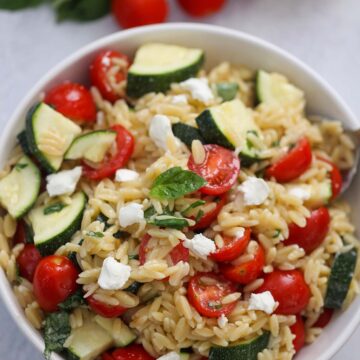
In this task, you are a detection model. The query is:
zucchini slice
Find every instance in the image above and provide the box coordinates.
[26,103,82,173]
[172,123,205,148]
[196,99,264,164]
[17,131,32,156]
[216,82,239,102]
[127,43,204,98]
[0,155,41,218]
[325,248,358,309]
[29,191,87,256]
[209,331,270,360]
[256,70,303,105]
[65,130,117,163]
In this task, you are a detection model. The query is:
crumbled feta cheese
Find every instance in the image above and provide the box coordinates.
[115,169,139,182]
[172,94,188,105]
[46,166,82,197]
[157,352,180,360]
[119,203,144,227]
[235,227,245,238]
[179,78,214,104]
[288,186,311,201]
[183,233,216,259]
[149,114,173,150]
[248,291,276,314]
[98,257,131,290]
[238,177,270,206]
[217,314,228,329]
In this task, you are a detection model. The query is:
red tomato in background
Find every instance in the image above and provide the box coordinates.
[187,272,238,318]
[16,244,42,282]
[112,0,168,29]
[83,124,134,180]
[220,242,265,284]
[87,295,127,318]
[90,50,130,102]
[290,315,306,353]
[317,156,343,200]
[44,82,97,123]
[210,228,251,262]
[313,308,334,328]
[188,144,240,196]
[102,344,155,360]
[283,207,330,254]
[177,0,227,17]
[266,137,312,183]
[256,270,310,315]
[33,255,78,312]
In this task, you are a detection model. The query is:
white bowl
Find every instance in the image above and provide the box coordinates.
[1,23,359,360]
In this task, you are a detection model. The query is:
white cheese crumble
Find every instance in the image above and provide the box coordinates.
[149,114,173,150]
[157,352,181,360]
[238,177,270,206]
[235,227,245,238]
[217,314,229,329]
[288,186,311,201]
[172,94,188,105]
[115,169,139,182]
[119,203,144,227]
[183,233,216,259]
[46,166,82,197]
[179,78,214,104]
[248,291,276,314]
[98,257,131,290]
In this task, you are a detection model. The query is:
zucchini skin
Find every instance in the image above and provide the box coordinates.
[172,123,205,148]
[17,131,32,156]
[325,248,358,309]
[126,54,205,98]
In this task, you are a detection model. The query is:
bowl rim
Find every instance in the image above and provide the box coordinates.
[0,22,359,360]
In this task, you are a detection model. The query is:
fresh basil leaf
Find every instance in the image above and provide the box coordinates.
[149,215,189,230]
[14,163,28,171]
[0,0,45,10]
[44,312,71,360]
[144,206,156,219]
[216,82,239,101]
[86,231,104,238]
[58,289,85,311]
[195,209,204,222]
[96,213,111,230]
[150,167,206,200]
[181,200,206,216]
[43,202,67,215]
[125,281,142,294]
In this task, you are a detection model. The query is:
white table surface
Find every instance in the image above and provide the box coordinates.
[0,0,359,359]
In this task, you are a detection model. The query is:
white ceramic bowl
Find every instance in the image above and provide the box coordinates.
[1,23,359,360]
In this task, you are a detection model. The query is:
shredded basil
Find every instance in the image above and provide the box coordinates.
[58,289,85,311]
[181,200,206,216]
[149,216,190,230]
[86,231,104,238]
[272,229,282,238]
[43,202,67,215]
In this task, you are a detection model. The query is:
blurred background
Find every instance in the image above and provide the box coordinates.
[0,0,359,359]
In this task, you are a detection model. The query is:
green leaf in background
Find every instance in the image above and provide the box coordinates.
[52,0,110,22]
[0,0,45,10]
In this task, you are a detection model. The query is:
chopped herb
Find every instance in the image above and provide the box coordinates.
[255,168,266,179]
[96,213,111,230]
[181,200,206,216]
[128,254,139,260]
[271,140,280,147]
[144,206,156,219]
[14,163,28,171]
[43,202,67,215]
[195,209,205,222]
[272,229,281,238]
[86,231,104,238]
[208,301,222,310]
[125,281,142,294]
[58,289,85,311]
[149,215,190,230]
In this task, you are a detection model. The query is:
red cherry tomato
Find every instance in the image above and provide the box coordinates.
[13,220,26,245]
[210,228,251,262]
[220,242,265,284]
[256,270,310,315]
[83,124,134,180]
[290,315,306,353]
[87,295,127,318]
[313,308,334,328]
[191,194,227,231]
[44,82,96,123]
[16,244,42,282]
[112,0,168,29]
[188,144,240,196]
[169,242,190,265]
[33,255,78,312]
[90,50,130,102]
[188,272,238,318]
[177,0,227,17]
[317,156,343,200]
[104,344,155,360]
[266,137,312,183]
[283,207,330,254]
[102,353,114,360]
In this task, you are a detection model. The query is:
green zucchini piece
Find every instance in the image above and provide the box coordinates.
[172,123,205,148]
[216,82,239,101]
[17,131,32,156]
[209,331,270,360]
[0,155,41,218]
[65,130,117,163]
[325,248,358,309]
[25,103,81,173]
[127,43,204,98]
[29,191,87,256]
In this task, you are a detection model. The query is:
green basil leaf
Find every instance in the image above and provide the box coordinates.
[128,254,139,260]
[0,0,45,10]
[144,206,156,219]
[96,213,111,230]
[86,231,104,238]
[43,202,67,215]
[125,281,142,294]
[272,229,281,238]
[150,167,206,200]
[181,200,206,216]
[195,209,205,222]
[149,215,189,230]
[58,289,85,311]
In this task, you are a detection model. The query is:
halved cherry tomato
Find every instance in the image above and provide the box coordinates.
[177,0,227,17]
[266,137,312,183]
[290,315,306,353]
[187,272,238,318]
[83,124,134,181]
[220,242,265,284]
[283,207,330,254]
[317,156,343,200]
[256,269,310,315]
[210,228,251,262]
[191,194,227,231]
[44,82,97,123]
[112,0,168,29]
[87,295,127,318]
[102,353,114,360]
[90,50,130,102]
[188,144,240,196]
[16,244,42,282]
[103,344,155,360]
[313,308,334,328]
[33,255,78,312]
[13,220,26,245]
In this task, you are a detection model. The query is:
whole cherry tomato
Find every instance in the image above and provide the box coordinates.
[102,344,155,360]
[313,308,334,328]
[317,156,343,200]
[177,0,227,17]
[16,244,42,282]
[87,295,127,318]
[290,315,306,353]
